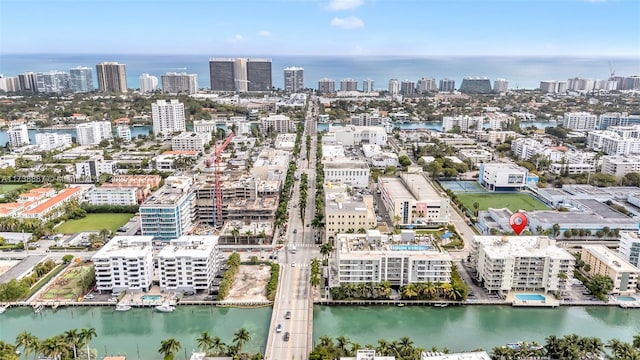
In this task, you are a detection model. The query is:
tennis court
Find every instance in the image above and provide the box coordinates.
[440,180,486,194]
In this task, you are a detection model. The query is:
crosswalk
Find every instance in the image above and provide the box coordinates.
[289,243,317,248]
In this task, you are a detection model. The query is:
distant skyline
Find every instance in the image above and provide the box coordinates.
[1,0,639,57]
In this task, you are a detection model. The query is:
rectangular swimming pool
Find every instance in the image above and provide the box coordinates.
[141,295,162,301]
[618,296,636,302]
[390,245,433,251]
[515,294,545,301]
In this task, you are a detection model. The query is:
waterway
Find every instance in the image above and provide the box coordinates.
[2,305,640,358]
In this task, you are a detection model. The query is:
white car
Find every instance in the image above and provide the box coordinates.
[84,294,95,299]
[291,262,296,267]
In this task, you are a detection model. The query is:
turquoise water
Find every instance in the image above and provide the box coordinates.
[515,294,546,301]
[141,295,162,301]
[390,245,433,251]
[618,296,637,302]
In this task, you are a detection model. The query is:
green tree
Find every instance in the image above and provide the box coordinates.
[196,331,214,353]
[158,338,181,360]
[80,328,97,360]
[233,328,251,355]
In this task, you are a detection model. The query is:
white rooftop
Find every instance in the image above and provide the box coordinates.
[474,236,573,260]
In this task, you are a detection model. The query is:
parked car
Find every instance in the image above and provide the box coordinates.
[285,311,291,319]
[283,332,290,341]
[276,324,283,333]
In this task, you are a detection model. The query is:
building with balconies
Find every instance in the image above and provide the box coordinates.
[92,236,154,294]
[581,245,639,295]
[157,235,220,293]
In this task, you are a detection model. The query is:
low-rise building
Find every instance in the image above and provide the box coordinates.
[470,236,574,295]
[602,155,640,180]
[92,236,154,294]
[171,132,211,153]
[260,114,293,134]
[324,188,376,243]
[619,231,640,268]
[274,133,297,151]
[458,149,492,165]
[442,115,483,133]
[75,156,117,180]
[581,245,639,295]
[478,163,530,191]
[156,235,220,293]
[323,158,370,188]
[324,125,387,146]
[251,149,291,181]
[35,132,72,151]
[140,176,196,242]
[85,187,138,206]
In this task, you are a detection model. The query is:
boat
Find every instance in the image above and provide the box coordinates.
[434,303,449,308]
[0,306,7,314]
[115,304,132,312]
[505,342,543,351]
[33,304,44,313]
[155,303,175,313]
[396,303,405,307]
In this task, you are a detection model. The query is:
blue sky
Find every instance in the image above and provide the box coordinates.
[1,0,639,56]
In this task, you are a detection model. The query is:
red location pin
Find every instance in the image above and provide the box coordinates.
[509,213,528,236]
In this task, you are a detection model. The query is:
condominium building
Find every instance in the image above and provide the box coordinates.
[208,58,272,92]
[69,67,94,93]
[251,149,291,181]
[259,114,293,134]
[7,124,30,148]
[587,131,640,156]
[324,189,376,243]
[157,235,220,293]
[458,149,493,165]
[442,116,483,133]
[362,79,374,93]
[323,125,387,146]
[470,236,574,294]
[117,124,131,142]
[601,155,640,180]
[161,72,198,94]
[152,99,186,137]
[0,76,20,92]
[139,73,158,93]
[340,78,358,92]
[140,176,196,241]
[75,121,113,146]
[18,72,38,92]
[85,187,138,206]
[246,58,272,91]
[581,245,639,295]
[493,78,509,93]
[478,163,529,191]
[439,79,455,92]
[350,113,381,127]
[75,156,117,179]
[377,170,449,227]
[619,231,640,268]
[92,236,154,293]
[562,112,598,130]
[599,112,630,130]
[193,120,217,133]
[318,78,336,93]
[388,79,399,96]
[171,132,211,153]
[35,132,72,151]
[323,159,370,188]
[400,80,415,95]
[36,71,69,93]
[416,77,437,93]
[459,77,492,94]
[283,67,304,92]
[510,138,544,160]
[334,233,452,287]
[96,62,127,93]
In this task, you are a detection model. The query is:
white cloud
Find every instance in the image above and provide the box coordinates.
[227,34,244,43]
[258,30,271,37]
[330,16,364,30]
[328,0,364,11]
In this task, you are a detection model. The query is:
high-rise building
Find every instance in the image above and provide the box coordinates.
[460,77,492,94]
[92,236,155,293]
[36,71,69,93]
[599,112,630,130]
[416,77,437,93]
[340,78,358,92]
[439,78,455,92]
[140,176,196,242]
[247,58,272,91]
[76,121,113,146]
[318,78,335,93]
[157,236,220,293]
[18,72,38,92]
[35,133,72,151]
[400,80,415,95]
[563,112,598,130]
[0,75,20,92]
[283,67,304,92]
[493,78,509,93]
[96,62,127,93]
[362,79,374,93]
[209,58,236,91]
[139,73,158,93]
[7,124,30,148]
[152,99,186,137]
[161,72,198,94]
[388,79,399,95]
[69,67,94,93]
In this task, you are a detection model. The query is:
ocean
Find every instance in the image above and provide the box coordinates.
[1,54,639,91]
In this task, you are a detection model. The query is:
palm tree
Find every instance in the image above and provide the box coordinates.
[196,332,214,353]
[209,336,227,356]
[233,328,251,354]
[79,328,97,360]
[376,339,390,356]
[320,242,334,259]
[472,201,480,216]
[64,329,82,360]
[399,336,414,357]
[336,336,350,357]
[158,338,181,360]
[15,331,38,360]
[231,227,240,244]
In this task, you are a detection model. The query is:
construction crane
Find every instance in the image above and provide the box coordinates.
[206,132,234,227]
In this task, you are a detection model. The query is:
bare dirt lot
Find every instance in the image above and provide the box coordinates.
[225,265,271,302]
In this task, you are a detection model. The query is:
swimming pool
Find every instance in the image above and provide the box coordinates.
[515,294,545,301]
[617,296,636,302]
[141,295,162,301]
[390,245,433,251]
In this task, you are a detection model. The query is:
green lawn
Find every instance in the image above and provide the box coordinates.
[56,213,134,234]
[0,184,23,194]
[457,193,549,213]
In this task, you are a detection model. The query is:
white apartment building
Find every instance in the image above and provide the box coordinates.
[139,73,158,93]
[260,114,293,134]
[334,233,452,287]
[562,112,598,130]
[92,236,155,294]
[75,157,117,179]
[470,236,574,294]
[117,124,131,142]
[251,149,291,181]
[388,79,399,96]
[7,124,30,148]
[152,99,186,137]
[156,235,220,293]
[581,245,639,295]
[619,231,640,268]
[362,79,374,93]
[493,79,509,93]
[442,116,484,133]
[416,77,437,92]
[323,158,370,188]
[599,112,630,130]
[76,121,113,146]
[324,125,387,146]
[161,72,198,94]
[324,189,377,243]
[377,170,449,227]
[486,113,511,130]
[510,138,544,160]
[588,130,640,156]
[171,132,211,153]
[478,163,528,191]
[458,149,493,165]
[475,130,517,144]
[193,120,217,133]
[601,155,640,180]
[274,133,297,151]
[85,187,138,206]
[350,113,381,126]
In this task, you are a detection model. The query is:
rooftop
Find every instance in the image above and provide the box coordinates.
[92,236,154,259]
[583,245,640,273]
[157,236,218,259]
[141,185,193,207]
[474,236,574,260]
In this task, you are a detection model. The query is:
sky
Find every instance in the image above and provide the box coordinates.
[1,0,639,57]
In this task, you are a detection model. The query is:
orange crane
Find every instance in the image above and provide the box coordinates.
[206,132,234,227]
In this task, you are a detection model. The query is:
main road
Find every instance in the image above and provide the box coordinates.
[265,99,320,360]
